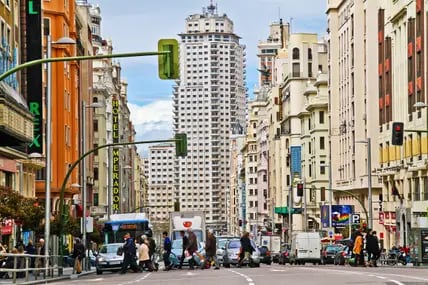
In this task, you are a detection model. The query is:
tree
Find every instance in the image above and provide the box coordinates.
[0,186,45,233]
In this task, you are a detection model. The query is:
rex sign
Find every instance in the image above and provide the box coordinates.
[26,0,43,154]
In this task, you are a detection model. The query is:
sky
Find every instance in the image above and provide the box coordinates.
[94,0,327,156]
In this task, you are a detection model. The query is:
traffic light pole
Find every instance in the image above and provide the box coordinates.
[58,138,184,273]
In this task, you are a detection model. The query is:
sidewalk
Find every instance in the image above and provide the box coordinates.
[0,267,95,285]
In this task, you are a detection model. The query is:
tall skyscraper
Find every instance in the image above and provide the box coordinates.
[173,2,246,231]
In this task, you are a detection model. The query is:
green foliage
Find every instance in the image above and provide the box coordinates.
[0,186,44,233]
[50,206,80,236]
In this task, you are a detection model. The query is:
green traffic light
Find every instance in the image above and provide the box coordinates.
[158,38,179,80]
[175,133,187,157]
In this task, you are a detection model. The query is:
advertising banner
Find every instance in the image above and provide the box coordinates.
[331,205,353,228]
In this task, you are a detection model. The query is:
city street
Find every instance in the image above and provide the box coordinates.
[48,264,428,285]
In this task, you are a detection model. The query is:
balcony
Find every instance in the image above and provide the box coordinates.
[0,87,33,147]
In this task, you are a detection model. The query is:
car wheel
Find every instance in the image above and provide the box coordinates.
[96,269,103,275]
[267,261,272,265]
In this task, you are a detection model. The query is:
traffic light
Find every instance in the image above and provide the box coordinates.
[175,133,187,157]
[391,122,404,145]
[297,183,304,197]
[158,38,179,80]
[93,193,99,207]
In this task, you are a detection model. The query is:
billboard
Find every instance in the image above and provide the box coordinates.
[331,205,353,228]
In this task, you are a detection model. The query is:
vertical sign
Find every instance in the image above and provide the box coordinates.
[26,0,43,154]
[290,146,301,177]
[112,99,120,213]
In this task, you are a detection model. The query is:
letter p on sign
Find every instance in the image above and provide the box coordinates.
[351,214,360,225]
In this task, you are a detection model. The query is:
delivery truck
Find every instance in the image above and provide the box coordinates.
[169,211,206,243]
[289,231,322,265]
[259,235,281,263]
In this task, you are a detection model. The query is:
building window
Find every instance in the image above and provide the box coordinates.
[320,160,326,175]
[292,63,300,77]
[320,137,325,150]
[292,47,300,60]
[319,111,325,124]
[320,187,326,201]
[308,48,312,60]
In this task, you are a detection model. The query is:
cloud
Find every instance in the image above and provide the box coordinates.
[128,101,173,156]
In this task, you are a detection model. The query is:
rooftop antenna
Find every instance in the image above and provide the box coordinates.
[207,0,215,14]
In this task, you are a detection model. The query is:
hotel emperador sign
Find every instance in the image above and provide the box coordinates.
[112,99,120,213]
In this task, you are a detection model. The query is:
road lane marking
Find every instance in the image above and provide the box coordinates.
[297,266,428,283]
[228,269,256,285]
[389,280,404,285]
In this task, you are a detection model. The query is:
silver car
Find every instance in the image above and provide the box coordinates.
[222,239,260,268]
[95,243,124,274]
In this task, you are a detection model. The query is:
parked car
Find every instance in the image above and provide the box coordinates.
[258,246,272,265]
[95,243,124,274]
[321,244,344,265]
[217,237,238,266]
[222,239,260,268]
[333,246,352,265]
[278,248,290,265]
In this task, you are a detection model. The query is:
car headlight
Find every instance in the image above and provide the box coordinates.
[97,257,105,262]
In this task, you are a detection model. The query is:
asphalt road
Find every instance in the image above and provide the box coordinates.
[48,264,428,285]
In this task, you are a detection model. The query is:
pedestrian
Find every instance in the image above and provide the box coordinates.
[205,229,220,270]
[72,238,85,274]
[162,231,172,271]
[34,238,45,276]
[178,230,188,269]
[186,229,198,269]
[238,231,254,267]
[24,240,36,273]
[368,231,380,267]
[352,231,365,267]
[146,234,158,271]
[138,237,154,272]
[119,233,139,274]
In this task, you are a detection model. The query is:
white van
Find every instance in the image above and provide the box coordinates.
[289,232,321,265]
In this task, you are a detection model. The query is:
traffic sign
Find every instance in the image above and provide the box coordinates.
[351,214,360,225]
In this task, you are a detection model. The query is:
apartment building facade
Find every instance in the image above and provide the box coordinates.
[174,3,246,231]
[375,0,428,248]
[327,0,382,242]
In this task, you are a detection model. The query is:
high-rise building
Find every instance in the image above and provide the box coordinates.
[148,143,175,237]
[173,3,246,231]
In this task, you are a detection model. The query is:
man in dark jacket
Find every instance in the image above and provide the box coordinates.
[162,231,172,271]
[205,230,219,269]
[178,230,188,269]
[366,231,380,267]
[120,233,138,274]
[72,238,85,274]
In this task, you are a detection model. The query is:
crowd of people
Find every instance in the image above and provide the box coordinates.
[0,238,48,279]
[351,229,380,267]
[118,228,224,275]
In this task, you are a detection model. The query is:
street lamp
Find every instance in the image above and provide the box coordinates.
[45,35,75,266]
[356,138,373,229]
[81,101,103,270]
